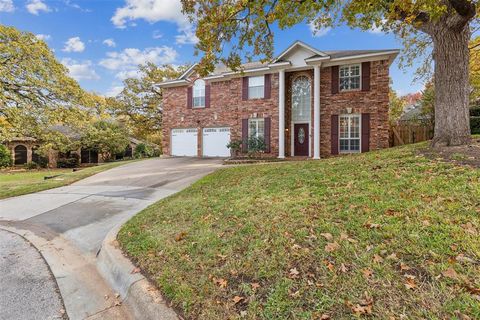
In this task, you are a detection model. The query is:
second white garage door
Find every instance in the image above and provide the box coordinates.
[171,128,198,156]
[202,127,231,157]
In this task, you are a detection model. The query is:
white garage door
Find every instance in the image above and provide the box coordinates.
[171,128,198,156]
[202,127,231,157]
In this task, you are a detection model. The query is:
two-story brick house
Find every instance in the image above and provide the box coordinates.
[159,41,398,158]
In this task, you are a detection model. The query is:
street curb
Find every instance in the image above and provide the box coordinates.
[97,225,179,320]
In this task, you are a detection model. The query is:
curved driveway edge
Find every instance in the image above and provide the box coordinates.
[97,225,179,320]
[0,229,66,320]
[0,157,222,319]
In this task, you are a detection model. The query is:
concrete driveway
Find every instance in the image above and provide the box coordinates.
[0,157,222,320]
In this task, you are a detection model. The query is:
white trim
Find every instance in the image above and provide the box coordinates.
[273,40,328,63]
[278,69,285,159]
[313,65,320,159]
[268,61,292,69]
[157,79,189,88]
[305,56,330,65]
[330,50,399,62]
[179,64,197,79]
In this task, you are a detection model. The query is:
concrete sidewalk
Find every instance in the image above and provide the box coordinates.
[0,157,222,319]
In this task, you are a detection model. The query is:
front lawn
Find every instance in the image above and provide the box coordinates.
[0,160,137,199]
[119,144,480,319]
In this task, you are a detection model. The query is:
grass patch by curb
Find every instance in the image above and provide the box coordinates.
[0,159,139,199]
[119,144,480,319]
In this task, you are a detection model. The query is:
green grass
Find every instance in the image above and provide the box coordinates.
[0,160,137,199]
[119,144,480,319]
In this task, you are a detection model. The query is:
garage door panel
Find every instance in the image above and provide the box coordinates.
[171,128,198,157]
[202,127,231,157]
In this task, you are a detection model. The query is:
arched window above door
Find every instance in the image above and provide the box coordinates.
[292,76,311,122]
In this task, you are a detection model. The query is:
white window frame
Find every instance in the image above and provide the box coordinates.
[248,76,265,99]
[192,79,206,108]
[248,118,265,139]
[339,64,361,92]
[339,114,361,153]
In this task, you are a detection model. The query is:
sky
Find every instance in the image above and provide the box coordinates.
[0,0,427,97]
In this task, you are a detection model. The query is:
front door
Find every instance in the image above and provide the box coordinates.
[294,123,309,156]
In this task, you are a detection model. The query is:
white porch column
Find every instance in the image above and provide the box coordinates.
[313,65,321,159]
[278,69,285,159]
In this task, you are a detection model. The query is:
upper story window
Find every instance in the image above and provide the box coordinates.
[292,76,311,122]
[248,76,264,99]
[339,114,361,153]
[339,64,361,91]
[192,79,205,108]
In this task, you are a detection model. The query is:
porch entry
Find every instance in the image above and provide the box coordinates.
[294,123,309,156]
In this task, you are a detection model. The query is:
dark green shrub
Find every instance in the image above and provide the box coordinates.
[134,143,158,158]
[471,116,480,134]
[0,145,12,168]
[246,136,266,158]
[57,154,79,168]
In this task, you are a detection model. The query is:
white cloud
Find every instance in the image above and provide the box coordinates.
[99,46,177,79]
[103,38,116,47]
[35,34,51,41]
[104,85,124,97]
[0,0,14,12]
[63,37,85,52]
[111,0,186,28]
[112,0,198,45]
[26,0,50,15]
[175,24,198,45]
[61,58,100,81]
[368,19,388,35]
[309,22,331,38]
[152,30,163,39]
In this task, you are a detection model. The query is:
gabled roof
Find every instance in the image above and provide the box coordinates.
[158,40,399,87]
[273,40,328,63]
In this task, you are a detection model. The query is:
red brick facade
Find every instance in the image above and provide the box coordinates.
[162,59,390,158]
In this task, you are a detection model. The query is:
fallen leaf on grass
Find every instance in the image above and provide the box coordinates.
[364,222,381,229]
[362,268,374,279]
[320,233,333,241]
[339,263,348,273]
[325,242,340,253]
[213,278,228,288]
[400,263,411,271]
[175,231,187,242]
[404,275,417,290]
[289,268,300,278]
[442,268,459,280]
[345,292,374,316]
[323,260,335,272]
[461,222,477,235]
[232,296,244,304]
[373,254,384,263]
[251,283,260,290]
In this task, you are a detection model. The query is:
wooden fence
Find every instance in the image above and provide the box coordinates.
[389,122,434,147]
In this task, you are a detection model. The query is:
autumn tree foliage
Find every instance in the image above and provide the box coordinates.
[106,63,187,145]
[182,0,479,146]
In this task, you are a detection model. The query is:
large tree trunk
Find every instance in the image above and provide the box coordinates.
[431,24,471,146]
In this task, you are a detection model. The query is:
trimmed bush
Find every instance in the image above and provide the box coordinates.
[0,145,12,168]
[57,154,79,168]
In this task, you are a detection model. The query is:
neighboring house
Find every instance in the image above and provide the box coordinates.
[159,41,399,158]
[3,132,143,167]
[398,103,432,123]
